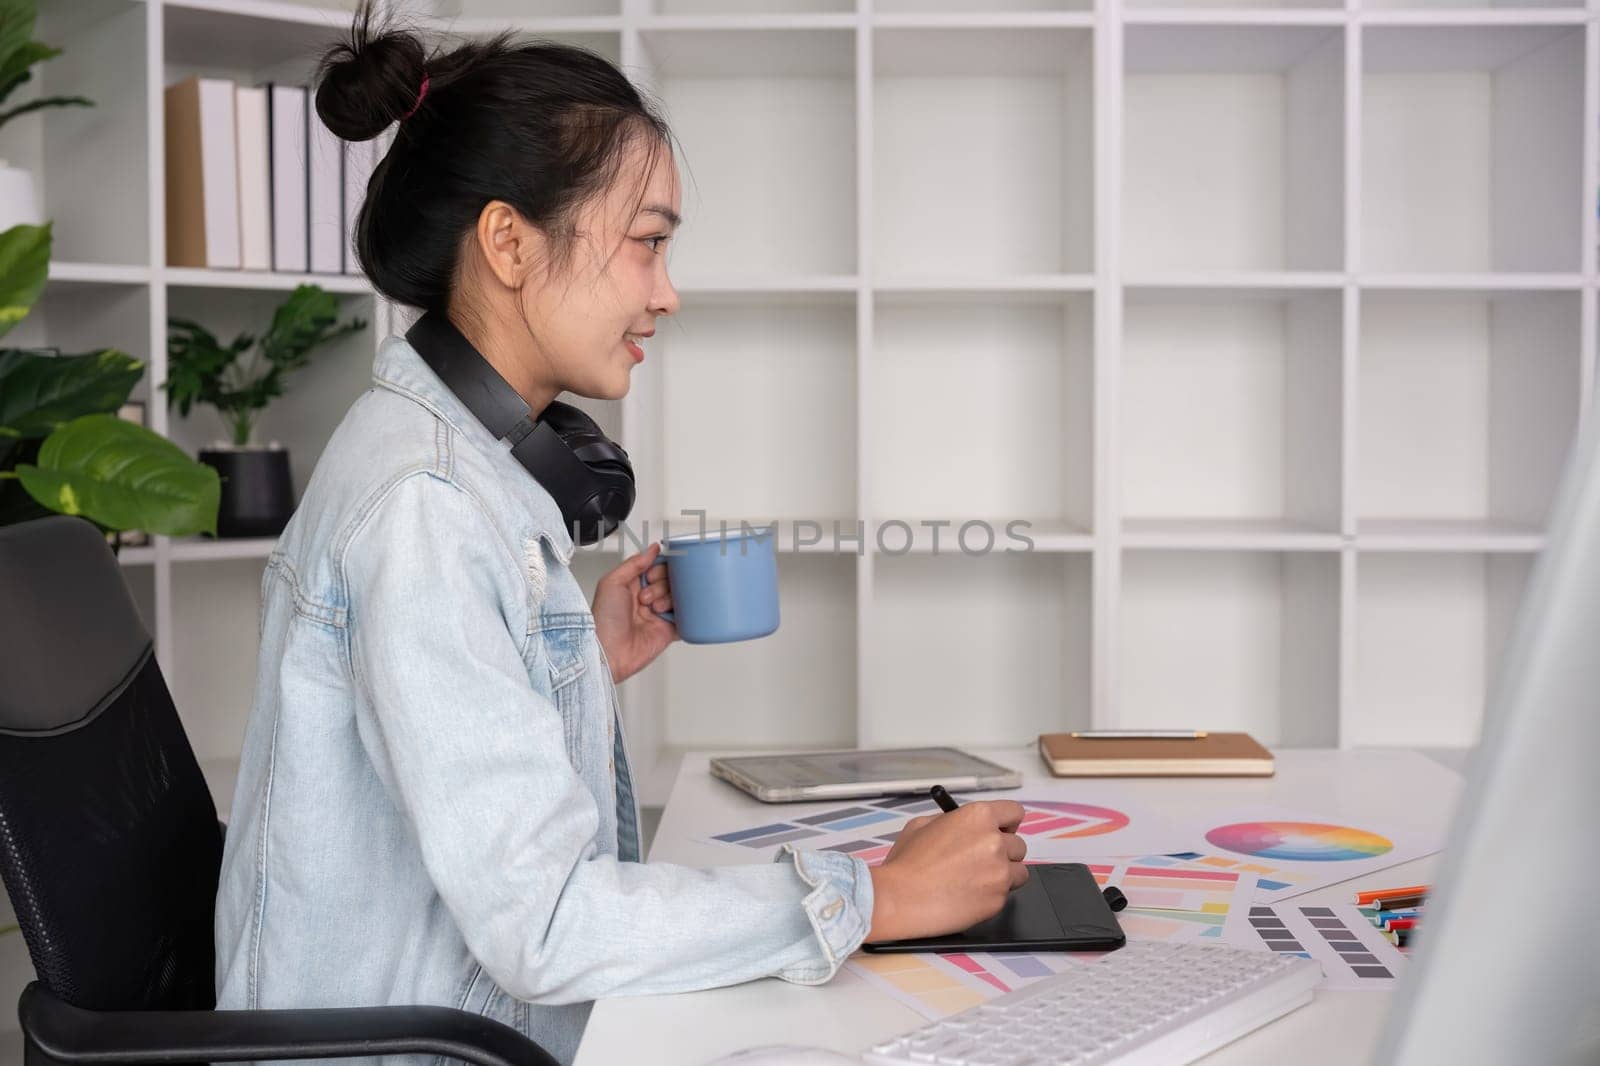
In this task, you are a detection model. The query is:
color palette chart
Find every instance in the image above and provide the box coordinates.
[1099,863,1259,944]
[1207,821,1394,863]
[1114,862,1252,913]
[1226,903,1406,991]
[706,793,1180,864]
[1154,851,1319,903]
[846,950,1083,1021]
[1151,803,1440,903]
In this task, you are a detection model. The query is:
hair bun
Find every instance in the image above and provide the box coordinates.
[315,1,427,142]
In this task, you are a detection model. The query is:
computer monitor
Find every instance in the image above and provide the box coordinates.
[1376,389,1600,1065]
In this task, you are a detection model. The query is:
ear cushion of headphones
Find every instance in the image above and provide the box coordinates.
[532,401,636,543]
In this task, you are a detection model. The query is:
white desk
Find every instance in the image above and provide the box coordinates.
[575,746,1465,1066]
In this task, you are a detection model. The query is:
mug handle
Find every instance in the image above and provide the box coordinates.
[640,570,674,622]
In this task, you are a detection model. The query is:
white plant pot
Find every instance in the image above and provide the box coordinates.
[0,160,43,231]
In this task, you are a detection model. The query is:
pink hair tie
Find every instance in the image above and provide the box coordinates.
[402,73,429,121]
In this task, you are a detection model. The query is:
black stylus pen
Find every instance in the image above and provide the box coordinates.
[930,784,959,812]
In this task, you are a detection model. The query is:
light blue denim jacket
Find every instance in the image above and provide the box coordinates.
[213,334,875,1065]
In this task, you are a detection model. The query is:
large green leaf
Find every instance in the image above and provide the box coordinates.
[0,3,37,83]
[260,284,365,370]
[16,414,219,536]
[0,222,50,339]
[0,42,51,106]
[0,94,92,128]
[0,347,143,438]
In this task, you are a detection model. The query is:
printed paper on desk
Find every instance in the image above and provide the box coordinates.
[702,790,1189,864]
[846,949,1088,1022]
[1224,902,1407,991]
[1162,805,1443,901]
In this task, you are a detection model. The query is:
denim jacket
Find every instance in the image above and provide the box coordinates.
[213,334,875,1065]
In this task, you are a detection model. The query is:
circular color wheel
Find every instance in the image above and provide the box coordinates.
[1026,801,1131,838]
[1205,821,1394,862]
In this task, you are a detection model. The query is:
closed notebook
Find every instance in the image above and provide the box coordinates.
[234,85,271,271]
[265,82,308,273]
[164,76,240,269]
[308,101,343,274]
[1037,732,1274,777]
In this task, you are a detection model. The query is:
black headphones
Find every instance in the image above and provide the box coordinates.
[405,310,636,545]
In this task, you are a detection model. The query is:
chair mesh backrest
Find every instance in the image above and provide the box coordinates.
[0,516,222,1011]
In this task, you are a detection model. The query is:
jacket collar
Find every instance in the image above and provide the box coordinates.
[371,328,577,564]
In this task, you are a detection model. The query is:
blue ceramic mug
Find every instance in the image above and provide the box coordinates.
[640,525,780,644]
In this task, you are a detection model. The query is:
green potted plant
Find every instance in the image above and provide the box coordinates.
[0,223,219,540]
[165,285,365,537]
[0,0,94,230]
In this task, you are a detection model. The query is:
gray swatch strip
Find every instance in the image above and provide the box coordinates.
[741,827,825,848]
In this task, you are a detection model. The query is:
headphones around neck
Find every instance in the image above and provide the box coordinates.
[405,311,636,546]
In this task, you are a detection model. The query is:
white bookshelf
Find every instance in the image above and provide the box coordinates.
[9,0,1596,822]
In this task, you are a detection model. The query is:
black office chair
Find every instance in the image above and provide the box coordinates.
[0,515,558,1066]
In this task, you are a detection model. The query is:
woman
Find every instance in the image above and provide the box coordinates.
[213,6,1029,1062]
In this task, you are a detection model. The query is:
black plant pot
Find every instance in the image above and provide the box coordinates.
[199,445,294,538]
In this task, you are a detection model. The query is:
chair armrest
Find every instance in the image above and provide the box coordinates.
[19,982,560,1066]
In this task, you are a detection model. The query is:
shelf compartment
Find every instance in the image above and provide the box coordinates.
[1361,25,1583,273]
[863,552,1092,745]
[1123,26,1344,273]
[164,285,379,501]
[436,0,621,15]
[7,281,152,370]
[661,553,857,750]
[3,1,150,267]
[1349,551,1532,746]
[873,28,1093,277]
[1357,0,1584,21]
[1121,287,1342,532]
[637,28,856,279]
[869,292,1093,531]
[650,0,851,13]
[1355,518,1543,551]
[1126,1,1341,12]
[874,0,1092,12]
[166,2,621,78]
[1357,289,1580,532]
[1118,550,1340,745]
[162,268,373,294]
[871,517,1092,553]
[164,1,355,81]
[658,298,857,523]
[48,262,153,287]
[1121,518,1344,550]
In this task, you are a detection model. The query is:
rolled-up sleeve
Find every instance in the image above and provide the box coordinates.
[342,470,873,1004]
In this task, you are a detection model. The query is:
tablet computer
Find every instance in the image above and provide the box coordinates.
[862,863,1127,954]
[709,747,1022,803]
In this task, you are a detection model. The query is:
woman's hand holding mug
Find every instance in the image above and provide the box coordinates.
[593,542,678,684]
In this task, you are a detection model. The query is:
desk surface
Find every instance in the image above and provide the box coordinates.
[575,745,1466,1066]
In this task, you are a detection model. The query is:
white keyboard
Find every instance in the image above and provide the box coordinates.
[863,940,1323,1066]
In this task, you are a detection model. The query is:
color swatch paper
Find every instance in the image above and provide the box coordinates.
[845,949,1083,1021]
[1172,806,1441,901]
[705,792,1185,862]
[1225,902,1406,991]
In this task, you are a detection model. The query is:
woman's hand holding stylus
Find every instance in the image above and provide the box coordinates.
[593,541,678,684]
[864,799,1029,943]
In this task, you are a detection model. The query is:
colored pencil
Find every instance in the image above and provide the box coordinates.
[1356,884,1429,906]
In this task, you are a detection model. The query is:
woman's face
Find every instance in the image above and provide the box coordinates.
[518,136,682,402]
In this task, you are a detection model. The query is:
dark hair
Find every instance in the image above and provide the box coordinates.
[314,1,674,314]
